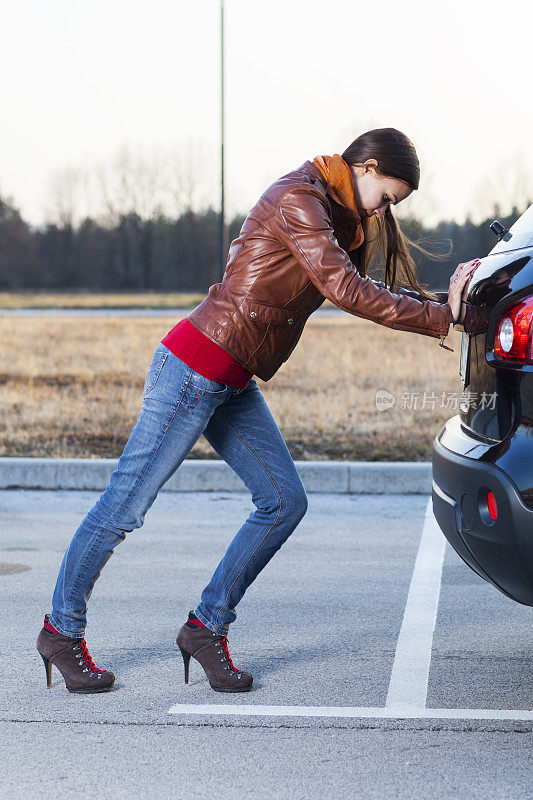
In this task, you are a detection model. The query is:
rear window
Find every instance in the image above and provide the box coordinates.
[490,204,533,255]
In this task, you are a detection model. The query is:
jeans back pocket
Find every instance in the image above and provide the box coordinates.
[187,369,228,394]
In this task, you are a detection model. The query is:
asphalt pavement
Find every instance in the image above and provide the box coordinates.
[0,489,531,799]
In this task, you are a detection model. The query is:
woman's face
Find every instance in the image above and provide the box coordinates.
[349,159,413,220]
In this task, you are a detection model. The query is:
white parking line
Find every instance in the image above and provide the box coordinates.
[385,497,446,709]
[168,704,533,721]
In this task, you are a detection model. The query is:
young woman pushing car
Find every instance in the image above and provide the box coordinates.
[37,127,479,694]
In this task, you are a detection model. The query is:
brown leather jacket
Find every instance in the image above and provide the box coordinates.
[187,159,459,381]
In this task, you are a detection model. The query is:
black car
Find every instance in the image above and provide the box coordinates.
[432,204,533,606]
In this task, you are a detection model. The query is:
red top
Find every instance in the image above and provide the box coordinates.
[160,317,253,389]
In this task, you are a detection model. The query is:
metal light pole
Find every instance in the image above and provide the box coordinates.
[218,0,227,281]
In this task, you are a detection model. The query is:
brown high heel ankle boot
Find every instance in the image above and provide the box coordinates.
[36,615,115,693]
[176,611,253,693]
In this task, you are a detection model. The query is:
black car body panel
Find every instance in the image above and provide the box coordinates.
[432,204,533,606]
[433,418,533,605]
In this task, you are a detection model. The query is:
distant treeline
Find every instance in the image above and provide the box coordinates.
[0,192,524,292]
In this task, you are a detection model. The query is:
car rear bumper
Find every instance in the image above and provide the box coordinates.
[432,418,533,606]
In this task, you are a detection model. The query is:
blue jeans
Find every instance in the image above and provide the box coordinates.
[49,343,308,638]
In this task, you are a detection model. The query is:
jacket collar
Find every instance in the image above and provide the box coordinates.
[297,160,362,225]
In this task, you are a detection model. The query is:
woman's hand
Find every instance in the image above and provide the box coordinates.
[447,259,481,323]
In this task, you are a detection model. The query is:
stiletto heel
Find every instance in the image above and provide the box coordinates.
[41,653,52,688]
[178,645,191,683]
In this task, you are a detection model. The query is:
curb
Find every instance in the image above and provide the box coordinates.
[0,458,434,494]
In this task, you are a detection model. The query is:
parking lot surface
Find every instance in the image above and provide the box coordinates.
[0,489,531,799]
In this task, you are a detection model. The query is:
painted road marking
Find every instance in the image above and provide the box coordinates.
[385,497,446,709]
[168,704,533,721]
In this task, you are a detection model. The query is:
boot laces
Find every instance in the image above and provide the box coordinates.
[218,636,243,674]
[74,638,106,674]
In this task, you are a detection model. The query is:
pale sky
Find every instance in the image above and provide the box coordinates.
[1,0,531,228]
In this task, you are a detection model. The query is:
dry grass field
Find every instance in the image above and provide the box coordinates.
[0,311,464,461]
[0,291,207,309]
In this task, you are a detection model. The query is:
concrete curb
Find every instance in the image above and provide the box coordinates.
[0,458,433,494]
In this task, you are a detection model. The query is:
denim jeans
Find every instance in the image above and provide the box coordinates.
[49,343,308,638]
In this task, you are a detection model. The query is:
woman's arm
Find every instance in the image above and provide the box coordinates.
[384,279,491,336]
[269,186,454,340]
[374,284,491,332]
[386,285,491,336]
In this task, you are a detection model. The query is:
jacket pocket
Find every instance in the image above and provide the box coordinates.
[239,298,304,326]
[236,298,307,368]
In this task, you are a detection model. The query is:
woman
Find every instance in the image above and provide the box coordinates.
[37,127,479,694]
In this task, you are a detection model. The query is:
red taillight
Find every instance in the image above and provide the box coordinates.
[493,296,533,363]
[487,491,498,521]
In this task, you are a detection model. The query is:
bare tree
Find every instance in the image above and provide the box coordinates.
[163,136,216,216]
[95,143,167,225]
[44,165,92,228]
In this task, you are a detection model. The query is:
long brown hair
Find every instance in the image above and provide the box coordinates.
[342,127,451,300]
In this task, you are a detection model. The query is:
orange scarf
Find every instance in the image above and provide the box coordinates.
[312,153,365,250]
